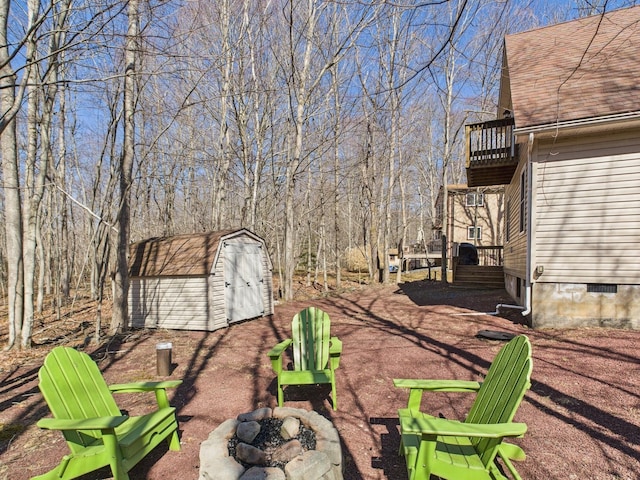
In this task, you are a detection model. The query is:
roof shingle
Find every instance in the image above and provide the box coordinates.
[128,230,236,277]
[505,6,640,129]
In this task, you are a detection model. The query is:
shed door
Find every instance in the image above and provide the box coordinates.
[224,242,264,322]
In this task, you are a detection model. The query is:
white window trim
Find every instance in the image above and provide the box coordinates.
[467,226,481,240]
[466,192,484,207]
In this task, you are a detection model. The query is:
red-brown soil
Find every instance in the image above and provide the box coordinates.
[1,280,639,479]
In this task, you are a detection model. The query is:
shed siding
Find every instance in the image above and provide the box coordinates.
[129,229,273,332]
[129,277,209,330]
[208,264,227,330]
[533,130,640,284]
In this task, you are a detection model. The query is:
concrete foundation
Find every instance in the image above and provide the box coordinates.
[532,282,640,329]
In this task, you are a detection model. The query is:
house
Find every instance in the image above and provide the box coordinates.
[128,229,274,331]
[433,184,505,266]
[465,6,640,328]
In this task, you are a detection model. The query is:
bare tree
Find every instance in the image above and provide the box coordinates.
[110,0,139,335]
[0,0,24,349]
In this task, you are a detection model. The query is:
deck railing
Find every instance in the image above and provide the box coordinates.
[466,117,518,165]
[476,246,503,266]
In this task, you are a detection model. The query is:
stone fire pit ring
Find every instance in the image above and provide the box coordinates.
[199,407,343,480]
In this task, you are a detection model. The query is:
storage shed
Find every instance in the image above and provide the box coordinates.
[128,229,274,331]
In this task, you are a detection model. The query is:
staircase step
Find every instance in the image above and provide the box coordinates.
[454,265,505,288]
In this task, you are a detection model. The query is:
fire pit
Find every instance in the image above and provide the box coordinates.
[199,407,343,480]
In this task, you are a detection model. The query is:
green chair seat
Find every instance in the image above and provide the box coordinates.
[32,346,182,480]
[394,335,532,480]
[267,307,342,410]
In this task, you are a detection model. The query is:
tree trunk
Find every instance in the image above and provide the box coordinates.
[111,0,139,335]
[0,0,24,349]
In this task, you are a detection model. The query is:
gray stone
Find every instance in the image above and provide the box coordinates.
[238,407,273,422]
[320,468,339,480]
[239,466,286,480]
[330,464,344,480]
[280,416,300,440]
[272,407,308,422]
[236,442,268,465]
[198,456,244,480]
[284,450,331,480]
[271,439,304,463]
[200,419,240,460]
[304,410,331,432]
[316,438,342,466]
[315,421,340,444]
[237,420,261,443]
[209,418,240,442]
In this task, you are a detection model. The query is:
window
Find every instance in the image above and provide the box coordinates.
[468,226,481,240]
[519,169,526,233]
[466,192,484,207]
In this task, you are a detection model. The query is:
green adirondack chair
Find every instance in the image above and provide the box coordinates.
[267,307,342,410]
[393,334,532,480]
[32,346,182,480]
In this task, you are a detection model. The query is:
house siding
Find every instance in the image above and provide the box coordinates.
[449,187,504,247]
[533,130,640,284]
[436,185,505,266]
[503,146,528,282]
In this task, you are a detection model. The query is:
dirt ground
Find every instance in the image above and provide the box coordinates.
[1,280,639,480]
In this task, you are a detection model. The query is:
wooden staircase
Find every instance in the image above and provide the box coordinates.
[454,265,505,289]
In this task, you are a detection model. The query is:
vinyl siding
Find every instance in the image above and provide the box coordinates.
[533,130,640,284]
[129,277,209,330]
[503,146,528,279]
[208,264,227,330]
[129,229,273,331]
[448,187,504,246]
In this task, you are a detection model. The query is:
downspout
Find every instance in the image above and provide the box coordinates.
[521,132,534,316]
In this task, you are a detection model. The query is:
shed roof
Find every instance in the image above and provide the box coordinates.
[129,229,239,277]
[503,6,640,130]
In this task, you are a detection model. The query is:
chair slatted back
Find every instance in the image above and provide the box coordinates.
[38,347,121,453]
[291,307,331,371]
[465,335,532,467]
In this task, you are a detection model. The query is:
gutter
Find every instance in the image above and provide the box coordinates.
[521,132,534,317]
[514,111,640,137]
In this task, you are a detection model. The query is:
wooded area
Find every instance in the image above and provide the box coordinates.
[0,0,627,348]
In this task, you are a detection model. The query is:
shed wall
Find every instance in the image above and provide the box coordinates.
[129,229,273,332]
[129,277,210,330]
[209,233,274,328]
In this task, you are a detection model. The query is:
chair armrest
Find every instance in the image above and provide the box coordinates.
[268,339,292,375]
[267,339,292,359]
[37,416,128,432]
[110,380,182,409]
[394,379,481,411]
[329,337,342,370]
[329,337,342,355]
[401,416,527,439]
[109,380,182,393]
[393,379,481,392]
